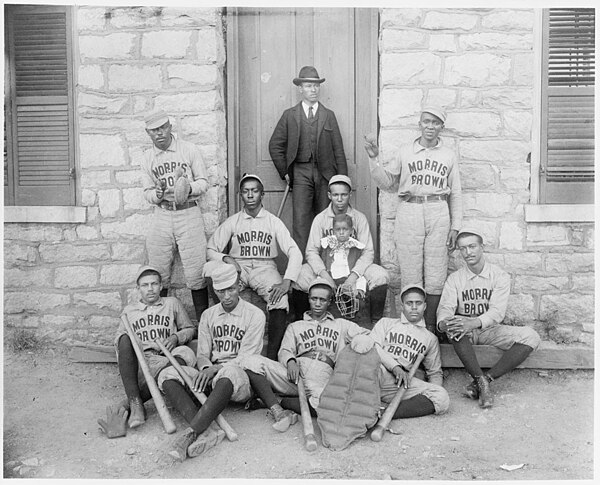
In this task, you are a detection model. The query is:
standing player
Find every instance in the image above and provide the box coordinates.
[140,110,210,321]
[437,227,541,408]
[364,106,463,335]
[206,174,302,360]
[161,262,265,461]
[370,284,449,419]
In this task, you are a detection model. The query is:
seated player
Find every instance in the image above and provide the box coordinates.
[437,227,541,408]
[98,266,196,438]
[207,173,302,360]
[370,284,449,419]
[240,277,369,431]
[161,262,265,461]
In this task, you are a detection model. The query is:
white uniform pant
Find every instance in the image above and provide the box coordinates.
[146,205,207,290]
[237,259,288,311]
[395,200,450,295]
[294,262,389,292]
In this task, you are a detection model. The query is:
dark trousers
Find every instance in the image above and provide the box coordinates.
[292,160,329,255]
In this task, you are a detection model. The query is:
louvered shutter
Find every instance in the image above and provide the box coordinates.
[4,5,75,206]
[541,8,595,204]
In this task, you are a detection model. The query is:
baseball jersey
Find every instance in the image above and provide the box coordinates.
[370,316,443,386]
[370,137,463,230]
[118,297,195,352]
[196,298,265,369]
[206,207,302,282]
[305,205,375,278]
[141,135,208,205]
[278,312,368,367]
[437,260,510,331]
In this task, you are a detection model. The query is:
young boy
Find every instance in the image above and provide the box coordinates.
[98,266,197,438]
[369,284,449,418]
[240,277,369,432]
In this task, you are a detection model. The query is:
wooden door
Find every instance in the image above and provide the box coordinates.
[227,7,379,256]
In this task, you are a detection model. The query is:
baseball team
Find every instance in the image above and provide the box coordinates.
[98,66,541,461]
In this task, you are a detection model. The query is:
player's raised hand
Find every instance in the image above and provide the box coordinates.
[287,359,300,384]
[363,133,379,159]
[269,279,291,304]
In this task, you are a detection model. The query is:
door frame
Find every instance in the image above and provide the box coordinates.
[225,7,380,257]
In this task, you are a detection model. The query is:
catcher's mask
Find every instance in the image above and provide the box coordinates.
[335,284,360,318]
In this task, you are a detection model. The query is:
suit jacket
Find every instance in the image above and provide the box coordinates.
[269,102,347,183]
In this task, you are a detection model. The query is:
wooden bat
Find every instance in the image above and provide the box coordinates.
[120,315,177,434]
[276,184,291,218]
[154,339,239,442]
[371,352,426,442]
[297,378,317,451]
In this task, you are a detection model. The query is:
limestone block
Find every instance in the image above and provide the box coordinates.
[4,291,71,313]
[81,189,96,207]
[480,88,533,109]
[167,64,219,87]
[483,253,504,267]
[381,9,423,28]
[4,268,52,288]
[459,162,496,190]
[482,10,534,31]
[460,33,533,51]
[545,253,594,273]
[76,225,100,241]
[109,65,162,91]
[40,243,110,263]
[142,31,192,58]
[111,242,146,261]
[79,117,138,135]
[80,170,111,188]
[526,225,569,247]
[98,189,121,218]
[196,29,220,63]
[110,6,159,28]
[78,93,128,115]
[101,213,152,240]
[80,134,125,167]
[503,110,532,139]
[126,288,140,305]
[445,54,511,87]
[4,244,37,266]
[201,213,220,236]
[499,167,530,191]
[382,52,442,86]
[100,264,141,286]
[89,315,121,329]
[583,227,594,250]
[425,88,457,108]
[572,274,594,292]
[115,170,143,185]
[122,187,147,211]
[514,275,569,293]
[464,192,513,217]
[160,7,219,27]
[540,293,594,326]
[460,140,529,164]
[179,115,221,145]
[379,89,423,126]
[381,30,427,50]
[429,34,457,52]
[79,34,135,60]
[422,11,478,31]
[78,65,104,90]
[87,207,100,222]
[449,112,502,137]
[154,91,220,113]
[512,54,534,85]
[4,224,64,243]
[499,221,524,250]
[76,7,107,31]
[73,291,123,311]
[503,252,542,273]
[504,293,535,324]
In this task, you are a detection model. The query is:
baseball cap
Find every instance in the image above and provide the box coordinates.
[135,265,162,284]
[239,173,264,190]
[457,226,485,243]
[144,110,170,130]
[203,261,239,290]
[308,277,335,293]
[400,283,426,300]
[328,174,352,190]
[421,105,447,124]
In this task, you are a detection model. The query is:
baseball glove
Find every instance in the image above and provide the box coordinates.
[335,284,360,319]
[173,166,191,205]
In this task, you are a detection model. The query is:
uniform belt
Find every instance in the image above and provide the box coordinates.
[404,194,448,203]
[298,350,334,369]
[158,200,196,211]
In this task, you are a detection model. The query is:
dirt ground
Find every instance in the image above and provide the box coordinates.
[2,346,595,481]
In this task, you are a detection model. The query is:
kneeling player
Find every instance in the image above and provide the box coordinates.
[370,284,449,418]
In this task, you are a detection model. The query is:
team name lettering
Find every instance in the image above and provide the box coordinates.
[135,327,170,342]
[461,287,492,316]
[298,325,339,354]
[152,162,189,188]
[214,339,241,353]
[213,323,245,341]
[132,315,171,332]
[407,159,449,189]
[323,227,358,238]
[236,231,273,257]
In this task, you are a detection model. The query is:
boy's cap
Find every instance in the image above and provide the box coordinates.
[400,283,426,300]
[136,265,161,284]
[328,174,352,190]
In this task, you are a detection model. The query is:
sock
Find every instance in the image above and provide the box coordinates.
[369,284,388,322]
[424,294,441,335]
[162,379,199,424]
[392,394,436,419]
[245,370,280,408]
[117,334,142,401]
[189,378,233,435]
[451,334,484,378]
[291,290,310,321]
[280,397,317,417]
[191,288,209,321]
[160,288,168,298]
[488,343,534,379]
[267,309,288,361]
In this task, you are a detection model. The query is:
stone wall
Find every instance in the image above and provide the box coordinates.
[378,8,594,345]
[4,6,227,345]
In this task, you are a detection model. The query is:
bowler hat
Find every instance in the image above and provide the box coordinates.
[293,66,325,86]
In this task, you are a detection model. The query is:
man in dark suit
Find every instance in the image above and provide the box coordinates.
[269,66,348,255]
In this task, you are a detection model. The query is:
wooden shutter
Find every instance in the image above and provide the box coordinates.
[4,5,75,206]
[540,8,595,204]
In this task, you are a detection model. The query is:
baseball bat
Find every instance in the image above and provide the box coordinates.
[120,315,177,434]
[276,184,291,219]
[371,352,425,442]
[297,378,318,452]
[154,339,239,442]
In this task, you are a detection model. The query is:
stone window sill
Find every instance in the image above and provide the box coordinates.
[4,206,87,223]
[524,204,594,223]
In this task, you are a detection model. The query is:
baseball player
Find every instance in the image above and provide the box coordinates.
[364,106,463,335]
[370,284,449,419]
[206,173,302,360]
[141,110,210,321]
[161,262,265,461]
[437,227,541,408]
[240,277,369,426]
[98,266,197,438]
[293,174,389,326]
